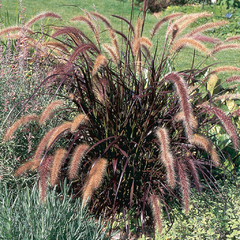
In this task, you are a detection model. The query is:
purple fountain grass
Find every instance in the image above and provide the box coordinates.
[71,114,88,133]
[25,12,62,28]
[68,144,89,180]
[90,12,112,29]
[199,103,239,150]
[185,157,201,193]
[39,100,64,125]
[102,44,119,65]
[4,7,240,235]
[210,66,240,75]
[14,160,35,177]
[92,54,108,76]
[224,35,240,43]
[47,122,72,148]
[71,15,100,44]
[186,21,227,38]
[167,12,212,39]
[3,114,39,142]
[50,148,67,186]
[0,26,34,37]
[82,158,108,207]
[225,75,240,83]
[156,127,176,188]
[42,41,69,54]
[211,44,240,55]
[164,72,194,140]
[191,134,220,166]
[149,194,162,234]
[213,93,240,102]
[107,29,119,59]
[170,37,210,55]
[39,155,52,203]
[33,128,56,162]
[151,12,183,39]
[174,111,198,130]
[176,160,190,213]
[192,34,220,44]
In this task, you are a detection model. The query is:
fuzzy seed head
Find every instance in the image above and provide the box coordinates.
[50,148,67,186]
[92,54,108,76]
[191,134,220,166]
[47,122,72,148]
[82,158,108,207]
[3,114,39,142]
[149,194,162,234]
[156,127,176,188]
[68,144,89,180]
[71,114,89,132]
[39,100,64,125]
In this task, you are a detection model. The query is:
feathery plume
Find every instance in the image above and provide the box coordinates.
[186,21,227,37]
[211,44,240,55]
[71,16,99,43]
[139,37,152,48]
[3,114,39,142]
[132,38,141,56]
[90,12,112,29]
[210,66,240,75]
[192,34,220,43]
[68,144,89,180]
[102,44,118,65]
[135,17,142,39]
[226,75,240,83]
[71,114,88,132]
[164,72,194,139]
[133,37,152,56]
[174,111,198,129]
[199,104,239,150]
[82,158,108,207]
[25,12,61,27]
[0,26,34,36]
[214,93,240,102]
[39,100,64,125]
[92,54,107,76]
[176,161,190,213]
[14,160,35,177]
[149,194,162,234]
[156,127,176,188]
[33,128,56,162]
[39,156,52,203]
[191,134,220,166]
[224,35,240,43]
[93,77,108,103]
[167,12,211,38]
[50,148,67,186]
[170,38,210,55]
[42,41,69,53]
[151,12,183,38]
[47,122,72,148]
[108,29,119,60]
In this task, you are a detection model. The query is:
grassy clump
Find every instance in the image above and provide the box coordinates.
[1,0,240,237]
[0,180,113,240]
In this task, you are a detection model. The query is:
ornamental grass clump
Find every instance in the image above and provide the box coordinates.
[2,1,240,236]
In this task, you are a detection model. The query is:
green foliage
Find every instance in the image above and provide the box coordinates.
[159,175,240,239]
[0,180,113,240]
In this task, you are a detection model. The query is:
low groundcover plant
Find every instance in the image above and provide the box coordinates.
[2,0,240,236]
